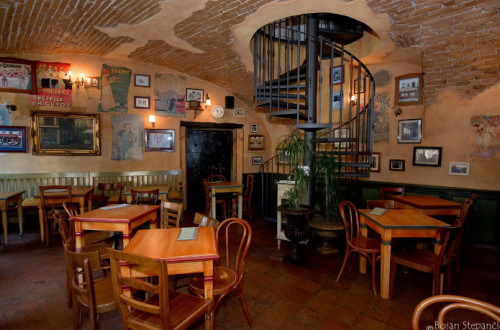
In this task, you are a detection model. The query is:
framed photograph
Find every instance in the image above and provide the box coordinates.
[354,78,365,94]
[186,88,204,103]
[0,57,37,94]
[144,129,175,152]
[398,119,422,143]
[252,156,262,165]
[395,73,423,106]
[332,91,342,110]
[30,110,101,156]
[0,126,27,152]
[331,65,344,85]
[248,134,265,150]
[250,123,258,133]
[134,74,150,87]
[449,162,469,176]
[84,76,99,88]
[370,152,381,172]
[389,159,405,171]
[413,147,442,167]
[233,108,244,117]
[134,96,150,109]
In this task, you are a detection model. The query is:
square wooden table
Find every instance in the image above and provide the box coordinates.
[209,181,243,219]
[392,195,462,217]
[70,204,159,249]
[0,190,25,247]
[358,208,450,299]
[123,227,219,329]
[122,185,170,204]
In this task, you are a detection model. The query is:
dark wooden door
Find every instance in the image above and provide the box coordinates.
[185,129,233,211]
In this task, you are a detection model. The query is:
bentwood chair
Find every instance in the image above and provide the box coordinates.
[380,186,404,200]
[454,193,478,272]
[189,217,253,326]
[39,185,72,247]
[93,182,124,207]
[366,199,395,209]
[203,179,226,219]
[336,200,381,295]
[64,242,116,330]
[193,212,220,228]
[159,201,183,228]
[130,188,160,205]
[389,223,460,297]
[412,295,500,330]
[232,174,254,219]
[108,249,211,330]
[207,174,226,183]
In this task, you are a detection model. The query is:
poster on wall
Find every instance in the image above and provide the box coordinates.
[0,104,12,125]
[111,114,143,161]
[470,115,500,158]
[373,92,390,142]
[98,64,132,113]
[154,73,186,117]
[0,58,36,94]
[33,62,72,107]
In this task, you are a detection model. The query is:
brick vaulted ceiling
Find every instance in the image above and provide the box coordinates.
[0,0,498,106]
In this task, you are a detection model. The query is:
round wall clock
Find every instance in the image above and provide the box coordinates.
[211,105,224,119]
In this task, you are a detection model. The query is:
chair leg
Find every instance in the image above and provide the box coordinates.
[238,284,253,327]
[433,270,440,296]
[336,247,350,282]
[72,295,80,330]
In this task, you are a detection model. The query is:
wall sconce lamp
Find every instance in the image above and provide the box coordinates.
[68,71,85,88]
[205,94,211,109]
[2,101,17,113]
[350,95,357,106]
[149,114,156,128]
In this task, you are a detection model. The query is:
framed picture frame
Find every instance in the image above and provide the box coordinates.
[233,108,244,117]
[0,57,37,94]
[84,77,99,88]
[332,91,342,110]
[250,123,258,133]
[413,147,442,167]
[331,65,344,85]
[395,73,423,106]
[370,152,381,172]
[134,96,150,109]
[134,74,150,87]
[398,119,422,143]
[252,156,262,165]
[186,88,204,103]
[30,110,101,156]
[449,162,469,176]
[0,126,27,152]
[389,159,405,171]
[354,78,365,94]
[144,129,175,152]
[248,134,265,150]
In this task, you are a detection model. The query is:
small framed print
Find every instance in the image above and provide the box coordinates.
[370,152,380,172]
[84,76,99,88]
[186,88,204,102]
[449,162,469,176]
[233,108,244,117]
[331,65,344,85]
[0,126,27,152]
[250,123,258,133]
[134,74,150,87]
[332,91,342,110]
[395,73,423,106]
[252,156,262,165]
[413,147,442,167]
[398,119,422,144]
[354,78,365,94]
[248,134,265,150]
[134,96,150,109]
[144,129,175,152]
[389,159,405,171]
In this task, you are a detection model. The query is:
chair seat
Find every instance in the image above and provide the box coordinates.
[76,277,116,313]
[391,249,437,273]
[351,237,381,253]
[128,291,209,329]
[189,267,237,296]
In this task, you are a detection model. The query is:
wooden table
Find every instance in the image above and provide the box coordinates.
[123,227,219,329]
[358,208,450,299]
[70,204,159,249]
[392,195,462,217]
[122,185,170,204]
[37,187,94,245]
[209,181,243,219]
[0,191,24,247]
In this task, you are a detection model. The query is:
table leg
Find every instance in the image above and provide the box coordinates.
[203,260,214,330]
[1,210,8,247]
[74,222,84,249]
[78,199,85,214]
[38,208,45,245]
[379,238,392,299]
[123,229,130,248]
[359,224,368,273]
[238,193,243,218]
[17,198,23,237]
[211,192,216,219]
[87,198,93,212]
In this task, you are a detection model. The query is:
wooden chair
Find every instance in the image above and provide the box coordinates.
[193,212,220,228]
[366,199,395,209]
[380,186,404,200]
[63,202,115,246]
[130,188,159,205]
[232,174,254,220]
[39,185,72,247]
[207,174,226,183]
[159,201,183,228]
[454,193,478,272]
[412,295,500,330]
[203,179,226,219]
[188,217,253,326]
[93,182,124,207]
[336,200,381,295]
[64,242,116,330]
[389,223,460,297]
[108,249,211,330]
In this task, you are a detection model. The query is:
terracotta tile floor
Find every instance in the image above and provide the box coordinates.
[0,212,499,329]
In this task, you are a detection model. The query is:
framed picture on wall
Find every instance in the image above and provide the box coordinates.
[389,159,405,171]
[449,162,469,176]
[370,152,380,172]
[134,96,150,109]
[395,73,423,106]
[398,119,422,143]
[84,77,99,88]
[0,126,27,152]
[248,134,265,150]
[144,129,175,152]
[186,88,204,102]
[413,147,442,167]
[250,123,258,133]
[0,57,37,94]
[252,156,262,165]
[331,65,344,85]
[134,74,150,87]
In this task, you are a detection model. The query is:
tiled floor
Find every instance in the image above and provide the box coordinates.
[0,212,499,329]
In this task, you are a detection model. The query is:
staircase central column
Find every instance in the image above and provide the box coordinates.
[305,14,318,206]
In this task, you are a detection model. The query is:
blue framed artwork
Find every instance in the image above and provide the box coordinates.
[0,126,27,152]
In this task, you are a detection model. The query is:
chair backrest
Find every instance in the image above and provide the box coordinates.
[380,186,404,199]
[207,174,226,183]
[216,218,252,282]
[435,224,460,269]
[458,193,478,226]
[160,201,183,228]
[98,182,124,203]
[131,188,159,205]
[412,295,500,330]
[40,185,72,209]
[202,179,211,215]
[367,199,395,209]
[193,212,220,228]
[339,200,361,243]
[63,201,80,217]
[54,209,71,245]
[244,174,254,199]
[108,249,171,329]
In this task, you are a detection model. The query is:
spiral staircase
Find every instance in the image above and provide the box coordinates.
[253,14,375,222]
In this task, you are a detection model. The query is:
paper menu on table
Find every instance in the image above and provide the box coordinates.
[177,227,198,240]
[369,207,387,216]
